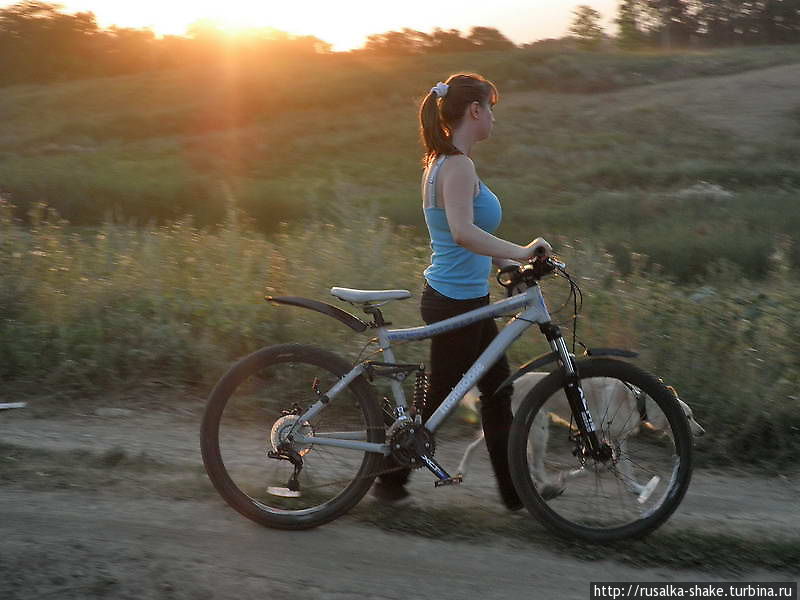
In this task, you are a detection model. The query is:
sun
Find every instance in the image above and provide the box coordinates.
[36,0,451,51]
[177,3,388,51]
[145,3,301,37]
[186,3,373,50]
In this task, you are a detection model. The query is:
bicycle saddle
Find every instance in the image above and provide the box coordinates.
[330,287,411,304]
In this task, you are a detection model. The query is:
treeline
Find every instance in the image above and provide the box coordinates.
[617,0,800,48]
[0,1,517,87]
[4,1,800,87]
[362,26,515,55]
[0,1,331,85]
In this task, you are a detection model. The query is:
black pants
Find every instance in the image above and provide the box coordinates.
[379,283,521,508]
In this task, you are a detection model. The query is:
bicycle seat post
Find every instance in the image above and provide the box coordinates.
[365,304,413,421]
[363,305,390,328]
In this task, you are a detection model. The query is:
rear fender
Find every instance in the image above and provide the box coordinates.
[266,296,369,333]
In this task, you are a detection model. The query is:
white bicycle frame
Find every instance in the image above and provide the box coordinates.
[289,284,582,457]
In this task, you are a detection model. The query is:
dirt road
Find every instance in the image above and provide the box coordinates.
[1,399,798,599]
[2,487,794,600]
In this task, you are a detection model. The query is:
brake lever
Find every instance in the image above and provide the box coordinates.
[547,257,566,270]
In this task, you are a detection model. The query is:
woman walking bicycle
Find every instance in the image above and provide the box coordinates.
[201,74,693,540]
[372,73,552,510]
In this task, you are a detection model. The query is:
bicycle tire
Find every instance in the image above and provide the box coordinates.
[201,343,385,529]
[508,358,692,543]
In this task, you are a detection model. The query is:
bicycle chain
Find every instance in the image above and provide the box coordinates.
[274,423,405,492]
[283,425,435,492]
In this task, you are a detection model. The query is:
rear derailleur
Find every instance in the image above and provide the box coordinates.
[267,444,304,493]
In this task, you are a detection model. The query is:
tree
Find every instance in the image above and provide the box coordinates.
[592,0,800,49]
[428,28,478,53]
[0,1,100,82]
[364,28,431,55]
[746,0,800,45]
[363,26,519,56]
[569,5,605,49]
[693,0,731,46]
[643,0,695,48]
[467,26,516,50]
[615,0,647,48]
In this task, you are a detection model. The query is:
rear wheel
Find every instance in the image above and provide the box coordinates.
[508,358,692,543]
[201,344,385,529]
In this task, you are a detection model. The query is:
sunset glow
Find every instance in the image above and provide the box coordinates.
[0,0,620,51]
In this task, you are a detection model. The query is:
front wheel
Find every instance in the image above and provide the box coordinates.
[508,358,692,543]
[201,344,385,529]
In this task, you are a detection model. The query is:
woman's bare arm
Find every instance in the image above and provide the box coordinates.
[440,156,550,261]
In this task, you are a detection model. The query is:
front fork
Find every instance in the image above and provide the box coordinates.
[541,323,609,461]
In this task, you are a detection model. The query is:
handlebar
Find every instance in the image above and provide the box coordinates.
[532,245,548,258]
[496,257,565,294]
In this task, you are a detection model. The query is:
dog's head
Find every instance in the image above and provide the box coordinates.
[667,386,705,437]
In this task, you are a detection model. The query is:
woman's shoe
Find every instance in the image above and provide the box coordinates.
[370,481,411,504]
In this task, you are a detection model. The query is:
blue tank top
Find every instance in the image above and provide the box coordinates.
[423,155,502,300]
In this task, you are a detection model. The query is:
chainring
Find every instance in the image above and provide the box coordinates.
[388,422,435,469]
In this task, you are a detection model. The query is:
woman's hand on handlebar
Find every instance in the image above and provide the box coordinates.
[525,237,553,261]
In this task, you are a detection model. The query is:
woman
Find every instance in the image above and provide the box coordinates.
[372,73,552,510]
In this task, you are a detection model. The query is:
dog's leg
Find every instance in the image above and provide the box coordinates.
[530,411,566,500]
[530,411,547,482]
[456,431,485,478]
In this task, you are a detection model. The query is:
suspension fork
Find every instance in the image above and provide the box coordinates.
[540,323,606,458]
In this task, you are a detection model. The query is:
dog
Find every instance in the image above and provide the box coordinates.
[457,372,704,501]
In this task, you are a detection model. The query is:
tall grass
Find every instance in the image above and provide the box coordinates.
[2,197,798,465]
[0,196,428,391]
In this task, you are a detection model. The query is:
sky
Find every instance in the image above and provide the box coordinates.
[0,0,620,51]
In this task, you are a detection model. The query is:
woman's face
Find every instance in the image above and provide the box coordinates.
[475,100,496,141]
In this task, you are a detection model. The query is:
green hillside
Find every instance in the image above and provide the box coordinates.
[3,45,800,463]
[3,45,800,279]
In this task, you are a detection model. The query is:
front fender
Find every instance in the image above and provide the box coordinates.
[493,347,638,397]
[266,296,369,333]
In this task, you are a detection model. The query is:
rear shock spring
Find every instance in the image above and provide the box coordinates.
[413,368,430,415]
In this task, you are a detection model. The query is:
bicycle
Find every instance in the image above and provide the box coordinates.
[200,257,693,543]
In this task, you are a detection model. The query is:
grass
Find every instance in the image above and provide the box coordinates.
[2,45,800,279]
[2,199,799,466]
[3,45,800,465]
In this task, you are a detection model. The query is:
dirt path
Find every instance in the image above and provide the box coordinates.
[1,399,798,599]
[2,487,790,600]
[506,62,800,142]
[3,401,799,537]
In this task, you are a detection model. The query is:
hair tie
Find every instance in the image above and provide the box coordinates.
[430,82,449,98]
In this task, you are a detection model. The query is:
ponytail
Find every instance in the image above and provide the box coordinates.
[418,73,498,167]
[419,92,460,167]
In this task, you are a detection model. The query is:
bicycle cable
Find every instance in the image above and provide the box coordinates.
[553,263,583,354]
[353,336,379,365]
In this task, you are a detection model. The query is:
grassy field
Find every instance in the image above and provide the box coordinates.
[2,45,800,464]
[2,45,800,277]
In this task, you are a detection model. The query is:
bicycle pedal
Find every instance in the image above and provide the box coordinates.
[434,475,463,488]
